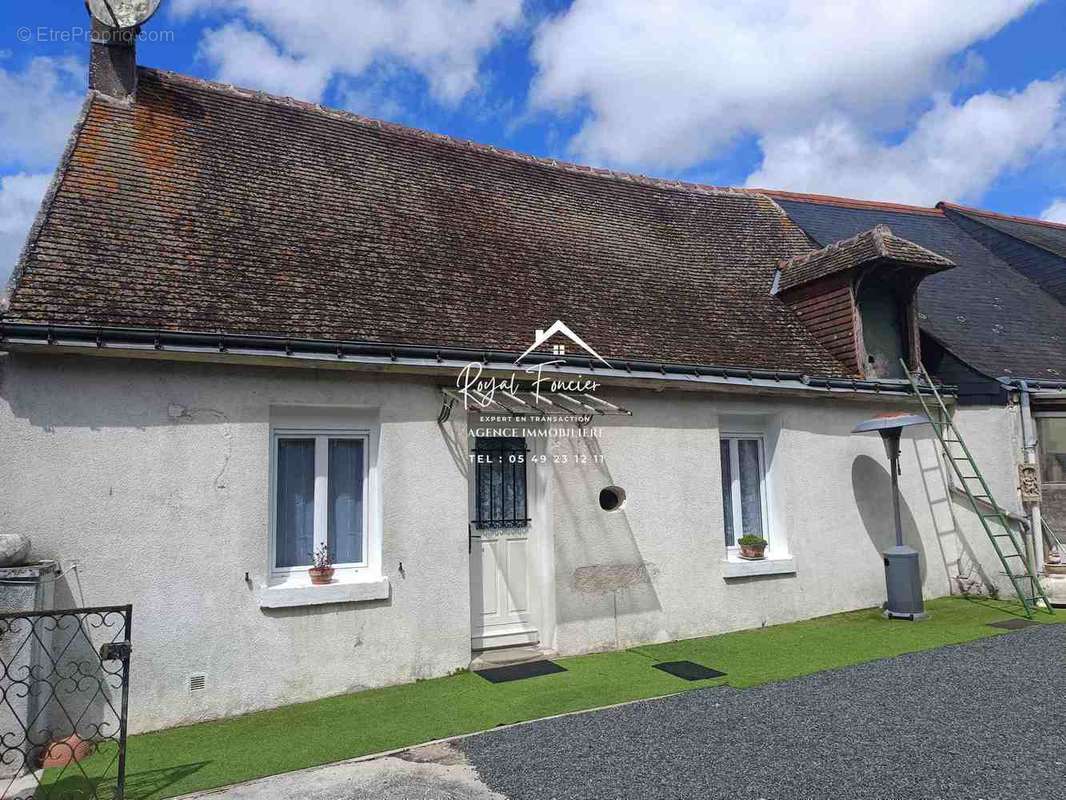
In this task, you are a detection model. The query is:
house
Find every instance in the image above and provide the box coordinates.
[768,190,1066,596]
[0,33,1044,734]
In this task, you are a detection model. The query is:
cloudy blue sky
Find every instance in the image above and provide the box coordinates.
[2,1,1066,286]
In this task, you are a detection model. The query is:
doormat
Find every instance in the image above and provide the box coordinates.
[987,618,1038,630]
[475,660,567,684]
[653,661,726,681]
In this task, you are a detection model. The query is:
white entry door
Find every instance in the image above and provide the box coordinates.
[469,437,538,650]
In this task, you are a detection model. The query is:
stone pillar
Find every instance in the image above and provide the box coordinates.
[0,561,58,779]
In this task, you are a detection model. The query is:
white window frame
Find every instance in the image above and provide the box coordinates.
[269,427,375,578]
[1033,411,1066,486]
[720,433,772,552]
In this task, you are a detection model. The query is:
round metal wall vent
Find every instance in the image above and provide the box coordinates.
[599,486,626,512]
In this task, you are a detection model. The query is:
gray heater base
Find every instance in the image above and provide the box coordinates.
[883,609,929,621]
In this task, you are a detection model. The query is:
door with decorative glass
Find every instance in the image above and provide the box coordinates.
[469,436,538,649]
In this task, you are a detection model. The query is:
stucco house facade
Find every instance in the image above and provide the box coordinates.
[770,191,1066,599]
[0,42,1056,734]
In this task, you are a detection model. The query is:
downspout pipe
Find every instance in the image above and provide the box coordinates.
[1017,381,1044,576]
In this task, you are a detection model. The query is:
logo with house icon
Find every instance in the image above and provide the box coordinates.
[515,321,612,367]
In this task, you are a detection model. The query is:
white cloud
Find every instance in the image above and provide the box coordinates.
[175,0,524,104]
[1041,199,1066,223]
[530,0,1038,174]
[198,23,331,100]
[0,173,52,290]
[0,57,85,170]
[338,75,408,122]
[0,57,85,289]
[747,79,1066,204]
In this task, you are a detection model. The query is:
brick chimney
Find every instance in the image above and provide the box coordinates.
[89,17,137,100]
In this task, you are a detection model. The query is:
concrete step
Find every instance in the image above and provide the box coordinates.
[470,645,557,671]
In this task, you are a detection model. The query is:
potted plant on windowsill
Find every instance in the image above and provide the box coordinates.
[309,544,335,585]
[738,535,768,561]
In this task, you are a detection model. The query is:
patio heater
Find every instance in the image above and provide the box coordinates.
[852,412,930,621]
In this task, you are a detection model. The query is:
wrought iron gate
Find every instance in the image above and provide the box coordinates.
[0,605,132,800]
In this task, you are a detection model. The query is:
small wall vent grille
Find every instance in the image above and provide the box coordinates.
[189,674,206,692]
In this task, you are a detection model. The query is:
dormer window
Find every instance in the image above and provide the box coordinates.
[773,225,953,380]
[855,270,911,379]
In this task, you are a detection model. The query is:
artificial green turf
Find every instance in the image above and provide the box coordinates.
[53,596,1060,800]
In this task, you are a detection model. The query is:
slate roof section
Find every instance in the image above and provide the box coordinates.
[2,68,850,377]
[772,194,1066,381]
[753,189,944,217]
[941,203,1066,261]
[939,204,1066,305]
[775,224,953,293]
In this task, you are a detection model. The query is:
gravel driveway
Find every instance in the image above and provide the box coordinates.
[460,625,1066,800]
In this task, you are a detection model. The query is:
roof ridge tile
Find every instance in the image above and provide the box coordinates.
[775,224,953,294]
[758,188,943,216]
[778,225,887,271]
[939,201,1066,232]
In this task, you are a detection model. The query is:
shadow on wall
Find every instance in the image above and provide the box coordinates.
[906,437,995,595]
[436,410,469,480]
[45,581,122,750]
[552,430,663,639]
[851,454,927,585]
[0,353,442,433]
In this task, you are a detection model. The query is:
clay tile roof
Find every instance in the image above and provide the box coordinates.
[2,67,851,377]
[775,224,954,293]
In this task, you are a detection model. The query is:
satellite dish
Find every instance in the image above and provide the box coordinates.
[86,0,162,30]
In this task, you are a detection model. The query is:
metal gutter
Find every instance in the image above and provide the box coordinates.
[1019,381,1039,455]
[999,376,1066,392]
[0,322,949,398]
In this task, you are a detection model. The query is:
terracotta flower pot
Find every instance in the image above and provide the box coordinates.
[40,734,95,768]
[309,566,335,585]
[739,543,767,560]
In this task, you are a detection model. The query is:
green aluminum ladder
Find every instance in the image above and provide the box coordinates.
[903,361,1053,618]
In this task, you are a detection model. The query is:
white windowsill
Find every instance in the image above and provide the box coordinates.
[257,573,390,608]
[721,552,796,578]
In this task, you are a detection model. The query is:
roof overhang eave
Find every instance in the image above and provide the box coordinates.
[776,254,953,295]
[0,321,948,399]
